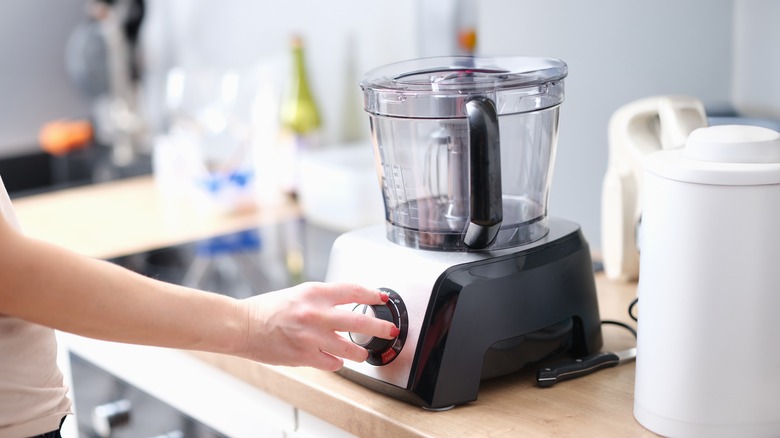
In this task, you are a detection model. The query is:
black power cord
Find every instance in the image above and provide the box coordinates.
[602,296,639,337]
[601,318,637,338]
[628,296,639,322]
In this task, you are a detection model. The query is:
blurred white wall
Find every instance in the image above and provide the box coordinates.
[0,0,418,158]
[0,0,91,157]
[139,0,418,146]
[5,0,780,253]
[732,0,780,119]
[477,0,735,250]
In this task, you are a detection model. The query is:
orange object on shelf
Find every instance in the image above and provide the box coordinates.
[458,28,477,54]
[39,119,93,156]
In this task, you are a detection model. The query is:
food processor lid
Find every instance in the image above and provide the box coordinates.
[361,56,567,118]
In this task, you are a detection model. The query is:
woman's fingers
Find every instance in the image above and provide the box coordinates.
[321,334,371,364]
[322,307,399,340]
[307,350,345,372]
[307,282,389,306]
[305,282,399,339]
[299,335,369,371]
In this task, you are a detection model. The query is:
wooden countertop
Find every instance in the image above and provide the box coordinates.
[12,176,652,437]
[191,275,648,438]
[12,176,301,260]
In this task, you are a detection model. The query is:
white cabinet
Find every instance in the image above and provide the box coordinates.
[286,410,356,438]
[59,333,295,437]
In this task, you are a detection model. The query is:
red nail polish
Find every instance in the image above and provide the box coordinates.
[380,292,390,303]
[390,326,401,337]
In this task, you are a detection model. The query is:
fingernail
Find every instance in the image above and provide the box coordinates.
[380,292,390,303]
[390,326,401,337]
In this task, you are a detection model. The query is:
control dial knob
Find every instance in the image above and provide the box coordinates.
[348,288,407,366]
[349,304,394,351]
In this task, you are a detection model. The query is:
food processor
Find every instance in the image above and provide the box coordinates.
[325,56,603,410]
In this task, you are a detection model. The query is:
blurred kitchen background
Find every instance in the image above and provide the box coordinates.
[1,0,778,251]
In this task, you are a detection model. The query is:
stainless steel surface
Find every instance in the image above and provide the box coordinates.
[616,347,637,363]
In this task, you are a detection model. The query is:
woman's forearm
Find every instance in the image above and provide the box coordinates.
[0,227,247,356]
[0,216,399,370]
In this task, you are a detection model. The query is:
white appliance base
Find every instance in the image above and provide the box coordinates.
[634,403,780,438]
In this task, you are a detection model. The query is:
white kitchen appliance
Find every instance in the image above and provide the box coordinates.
[601,95,707,281]
[325,56,603,410]
[633,124,780,436]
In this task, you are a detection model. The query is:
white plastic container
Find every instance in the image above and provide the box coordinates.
[298,143,384,232]
[634,125,780,437]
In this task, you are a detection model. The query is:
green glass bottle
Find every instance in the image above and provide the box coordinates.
[278,35,321,196]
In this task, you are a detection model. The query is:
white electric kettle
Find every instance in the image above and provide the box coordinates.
[633,123,780,436]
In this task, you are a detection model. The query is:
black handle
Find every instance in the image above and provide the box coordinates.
[464,96,502,249]
[536,352,620,387]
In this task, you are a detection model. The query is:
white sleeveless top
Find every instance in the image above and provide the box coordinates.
[0,177,71,437]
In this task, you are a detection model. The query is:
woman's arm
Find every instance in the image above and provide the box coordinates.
[0,215,397,371]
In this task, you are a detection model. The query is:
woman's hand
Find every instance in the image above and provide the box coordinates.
[237,282,400,371]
